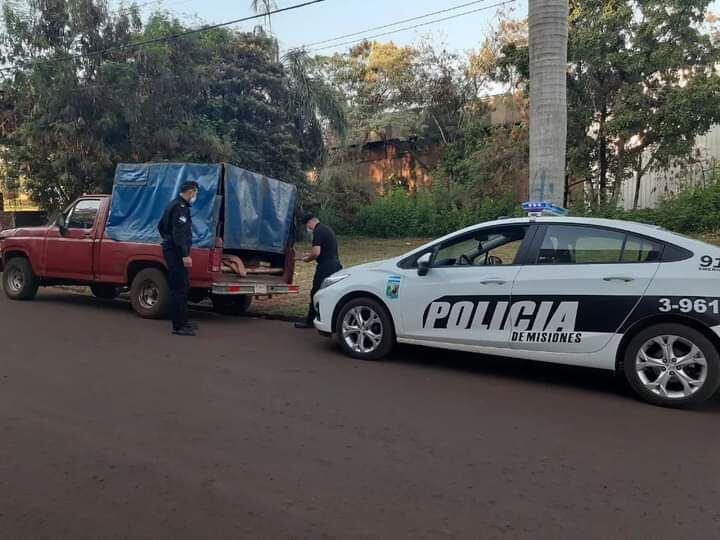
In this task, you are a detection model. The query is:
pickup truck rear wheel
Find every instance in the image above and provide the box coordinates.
[212,294,252,316]
[90,284,119,300]
[2,257,39,301]
[130,268,170,319]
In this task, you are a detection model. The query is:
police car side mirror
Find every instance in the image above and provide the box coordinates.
[417,253,432,276]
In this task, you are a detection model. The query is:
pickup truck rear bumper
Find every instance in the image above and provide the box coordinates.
[212,282,300,296]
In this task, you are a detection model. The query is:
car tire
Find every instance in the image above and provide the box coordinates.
[130,268,170,319]
[623,323,720,408]
[335,297,395,360]
[2,257,40,300]
[212,294,252,316]
[90,283,119,300]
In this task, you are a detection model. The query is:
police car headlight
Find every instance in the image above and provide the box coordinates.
[320,273,350,290]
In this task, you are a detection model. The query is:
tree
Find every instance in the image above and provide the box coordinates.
[282,48,348,164]
[318,41,419,143]
[528,0,568,206]
[496,0,720,210]
[250,0,277,28]
[0,2,329,209]
[0,0,142,209]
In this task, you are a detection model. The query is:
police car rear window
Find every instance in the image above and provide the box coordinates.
[662,243,693,262]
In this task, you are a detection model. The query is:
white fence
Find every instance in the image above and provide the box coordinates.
[621,124,720,209]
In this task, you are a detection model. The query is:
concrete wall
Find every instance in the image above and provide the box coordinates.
[621,124,720,209]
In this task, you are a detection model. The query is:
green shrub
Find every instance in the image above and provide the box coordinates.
[569,180,720,235]
[653,181,720,234]
[355,188,520,238]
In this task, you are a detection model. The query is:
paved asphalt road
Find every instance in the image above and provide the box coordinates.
[0,289,719,539]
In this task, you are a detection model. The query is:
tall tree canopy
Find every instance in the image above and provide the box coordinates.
[0,0,344,210]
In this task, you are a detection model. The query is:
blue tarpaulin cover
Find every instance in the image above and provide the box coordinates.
[106,163,221,248]
[223,164,297,254]
[105,162,296,254]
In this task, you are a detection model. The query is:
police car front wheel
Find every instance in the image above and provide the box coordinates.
[623,324,720,408]
[336,297,394,360]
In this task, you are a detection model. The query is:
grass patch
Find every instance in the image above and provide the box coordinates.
[248,236,430,319]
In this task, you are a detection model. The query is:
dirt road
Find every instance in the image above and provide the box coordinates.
[0,290,718,539]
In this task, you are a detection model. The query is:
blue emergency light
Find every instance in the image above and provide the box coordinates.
[521,201,568,217]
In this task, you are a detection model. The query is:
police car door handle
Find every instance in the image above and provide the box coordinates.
[603,275,635,282]
[480,277,507,285]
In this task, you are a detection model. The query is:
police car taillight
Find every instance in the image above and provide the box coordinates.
[522,201,568,217]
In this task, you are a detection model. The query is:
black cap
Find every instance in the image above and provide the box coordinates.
[301,212,316,225]
[180,181,200,193]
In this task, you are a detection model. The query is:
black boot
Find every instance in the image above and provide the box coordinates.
[172,326,196,336]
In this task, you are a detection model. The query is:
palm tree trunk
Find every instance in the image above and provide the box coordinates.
[528,0,568,206]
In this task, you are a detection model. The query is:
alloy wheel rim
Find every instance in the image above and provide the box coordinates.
[635,334,707,399]
[342,306,383,354]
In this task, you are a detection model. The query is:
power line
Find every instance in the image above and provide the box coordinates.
[307,1,514,53]
[303,0,497,48]
[0,0,326,74]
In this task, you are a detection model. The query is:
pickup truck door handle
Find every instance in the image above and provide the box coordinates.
[480,277,507,285]
[603,275,635,282]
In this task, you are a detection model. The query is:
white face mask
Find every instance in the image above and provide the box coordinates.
[306,227,313,235]
[190,194,198,205]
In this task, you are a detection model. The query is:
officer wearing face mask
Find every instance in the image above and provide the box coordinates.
[158,181,199,336]
[295,213,342,329]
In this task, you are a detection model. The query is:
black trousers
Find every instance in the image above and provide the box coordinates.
[163,245,189,331]
[306,259,342,325]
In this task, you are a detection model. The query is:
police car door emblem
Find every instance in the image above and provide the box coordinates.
[386,276,401,299]
[423,297,583,343]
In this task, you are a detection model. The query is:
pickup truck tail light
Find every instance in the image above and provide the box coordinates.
[209,249,222,273]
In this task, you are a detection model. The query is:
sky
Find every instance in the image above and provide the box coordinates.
[112,0,530,55]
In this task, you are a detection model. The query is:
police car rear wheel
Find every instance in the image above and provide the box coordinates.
[336,297,394,360]
[623,324,720,408]
[130,268,170,319]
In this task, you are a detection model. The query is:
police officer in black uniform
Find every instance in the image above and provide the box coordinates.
[295,213,342,329]
[158,181,199,336]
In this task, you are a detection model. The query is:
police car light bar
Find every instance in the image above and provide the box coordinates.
[522,201,568,217]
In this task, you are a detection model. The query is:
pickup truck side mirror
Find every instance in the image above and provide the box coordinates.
[417,252,432,276]
[56,214,67,233]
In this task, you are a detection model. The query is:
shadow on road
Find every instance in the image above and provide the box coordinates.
[379,343,720,410]
[33,289,219,320]
[27,288,720,411]
[391,343,625,394]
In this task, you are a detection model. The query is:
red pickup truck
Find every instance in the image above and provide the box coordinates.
[0,194,298,317]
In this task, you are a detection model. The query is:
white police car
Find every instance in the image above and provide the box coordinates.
[313,203,720,408]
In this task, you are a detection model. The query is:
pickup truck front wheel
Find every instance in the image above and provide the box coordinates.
[2,257,40,301]
[130,268,170,319]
